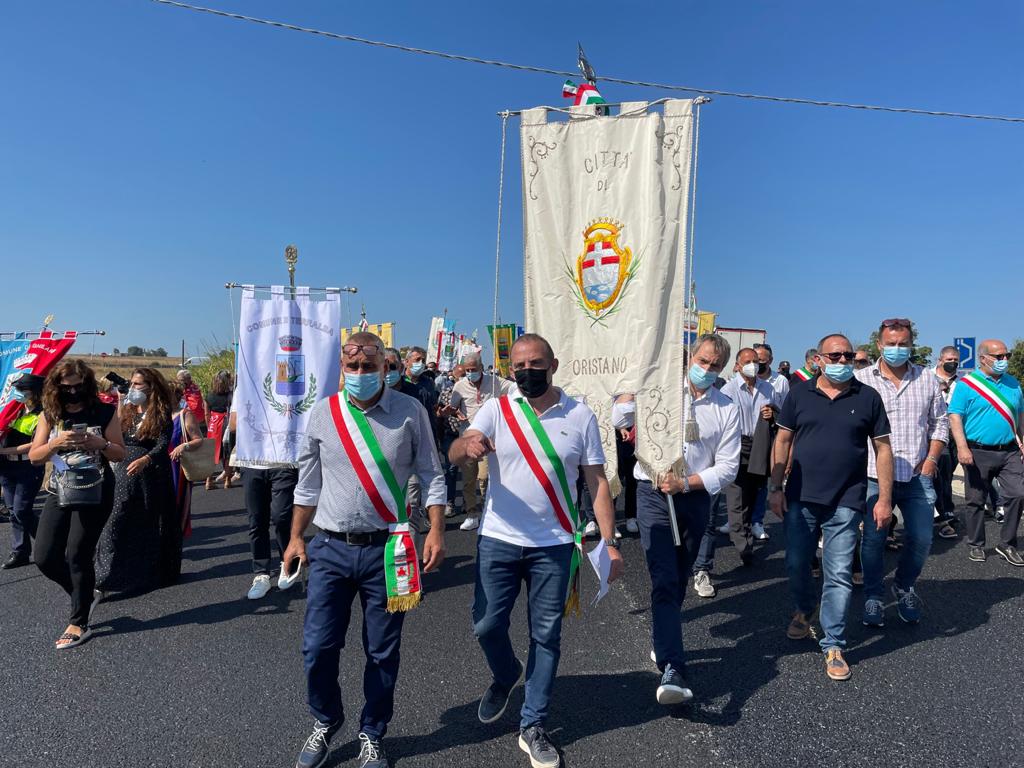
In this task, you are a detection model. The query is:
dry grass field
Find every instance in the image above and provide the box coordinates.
[68,354,183,381]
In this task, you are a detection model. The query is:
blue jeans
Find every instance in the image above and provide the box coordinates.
[785,501,861,651]
[692,491,723,573]
[303,533,406,738]
[751,486,767,526]
[473,535,573,730]
[862,475,935,601]
[637,481,710,672]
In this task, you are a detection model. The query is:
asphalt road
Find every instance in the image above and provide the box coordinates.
[3,488,1023,768]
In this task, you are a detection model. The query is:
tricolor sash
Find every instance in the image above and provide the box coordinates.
[329,394,421,612]
[497,395,584,617]
[793,367,813,382]
[961,371,1020,439]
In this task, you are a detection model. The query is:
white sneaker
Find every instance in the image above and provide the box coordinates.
[247,574,272,600]
[717,522,730,535]
[614,527,623,539]
[278,560,302,591]
[693,570,716,598]
[650,649,658,665]
[584,521,598,536]
[625,519,639,534]
[752,523,770,541]
[459,516,479,531]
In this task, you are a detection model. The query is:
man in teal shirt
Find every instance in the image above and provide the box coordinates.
[948,338,1024,566]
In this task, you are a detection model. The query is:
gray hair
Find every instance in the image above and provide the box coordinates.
[939,345,958,357]
[690,333,731,368]
[384,347,401,362]
[461,351,482,367]
[804,347,819,362]
[405,346,426,360]
[816,334,852,353]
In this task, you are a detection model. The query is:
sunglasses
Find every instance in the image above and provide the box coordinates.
[881,318,912,329]
[342,344,380,357]
[818,351,857,362]
[57,384,83,393]
[985,352,1010,361]
[854,358,871,366]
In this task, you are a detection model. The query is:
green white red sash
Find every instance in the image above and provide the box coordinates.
[497,395,584,617]
[329,393,421,612]
[961,371,1020,439]
[793,367,813,382]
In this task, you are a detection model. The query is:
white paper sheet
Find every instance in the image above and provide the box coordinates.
[587,539,612,606]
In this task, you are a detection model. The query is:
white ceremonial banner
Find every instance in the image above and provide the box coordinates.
[235,286,341,467]
[522,100,696,488]
[426,315,445,365]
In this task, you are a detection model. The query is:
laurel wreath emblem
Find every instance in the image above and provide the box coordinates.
[263,372,317,418]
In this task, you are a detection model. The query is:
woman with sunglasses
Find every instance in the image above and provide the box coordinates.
[95,368,178,595]
[29,360,125,650]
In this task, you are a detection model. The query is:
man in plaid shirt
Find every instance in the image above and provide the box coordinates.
[854,318,948,627]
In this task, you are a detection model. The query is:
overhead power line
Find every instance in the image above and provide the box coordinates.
[150,0,1024,125]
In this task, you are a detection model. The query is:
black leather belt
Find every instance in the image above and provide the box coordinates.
[322,529,390,546]
[967,440,1018,452]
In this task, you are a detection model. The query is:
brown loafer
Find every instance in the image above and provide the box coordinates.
[825,648,851,681]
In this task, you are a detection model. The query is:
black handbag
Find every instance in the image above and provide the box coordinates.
[55,464,104,507]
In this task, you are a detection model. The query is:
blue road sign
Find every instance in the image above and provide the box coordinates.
[955,337,976,370]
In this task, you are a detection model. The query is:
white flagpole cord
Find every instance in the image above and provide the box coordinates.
[491,111,509,399]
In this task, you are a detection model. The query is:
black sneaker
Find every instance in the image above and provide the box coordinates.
[968,546,987,562]
[295,720,339,768]
[739,549,754,567]
[356,732,388,768]
[994,544,1024,567]
[478,659,524,723]
[656,663,694,705]
[518,725,560,768]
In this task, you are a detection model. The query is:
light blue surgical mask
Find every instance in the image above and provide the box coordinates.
[991,359,1009,375]
[824,363,854,383]
[467,370,482,383]
[882,346,911,366]
[10,389,27,403]
[688,363,719,391]
[409,362,425,377]
[345,372,382,401]
[385,370,401,387]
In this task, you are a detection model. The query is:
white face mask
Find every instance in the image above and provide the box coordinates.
[741,362,758,379]
[126,388,148,406]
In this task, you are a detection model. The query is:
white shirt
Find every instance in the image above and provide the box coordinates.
[763,370,790,403]
[611,400,636,429]
[451,374,516,433]
[933,368,958,404]
[470,388,605,548]
[721,374,782,438]
[634,385,741,497]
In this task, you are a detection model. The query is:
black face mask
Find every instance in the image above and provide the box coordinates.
[514,368,550,399]
[757,362,769,374]
[942,361,958,374]
[59,390,84,406]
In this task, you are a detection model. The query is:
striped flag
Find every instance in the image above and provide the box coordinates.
[562,79,606,106]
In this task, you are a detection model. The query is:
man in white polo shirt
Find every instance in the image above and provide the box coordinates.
[449,333,623,768]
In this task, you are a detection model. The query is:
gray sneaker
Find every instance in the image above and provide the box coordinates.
[478,659,524,723]
[693,570,716,598]
[295,720,339,768]
[862,598,885,628]
[357,732,388,768]
[518,726,560,768]
[656,663,693,705]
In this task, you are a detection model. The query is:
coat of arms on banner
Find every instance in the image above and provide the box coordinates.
[263,335,317,417]
[565,219,640,325]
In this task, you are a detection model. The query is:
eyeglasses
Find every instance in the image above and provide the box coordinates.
[818,351,857,362]
[985,352,1010,361]
[342,344,380,357]
[854,358,871,366]
[386,363,400,371]
[881,318,912,329]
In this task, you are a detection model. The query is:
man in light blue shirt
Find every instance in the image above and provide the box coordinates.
[947,338,1024,566]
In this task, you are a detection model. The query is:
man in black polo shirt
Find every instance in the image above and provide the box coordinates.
[769,333,893,682]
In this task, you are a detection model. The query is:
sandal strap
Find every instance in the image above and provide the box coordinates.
[57,632,82,643]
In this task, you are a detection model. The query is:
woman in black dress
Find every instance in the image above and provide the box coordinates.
[204,370,234,491]
[29,360,125,649]
[94,367,178,596]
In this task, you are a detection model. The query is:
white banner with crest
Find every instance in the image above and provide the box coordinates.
[521,100,696,487]
[234,286,341,467]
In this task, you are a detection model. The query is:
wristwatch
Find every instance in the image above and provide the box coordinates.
[603,537,621,550]
[768,483,784,493]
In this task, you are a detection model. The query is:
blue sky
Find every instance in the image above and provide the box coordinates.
[2,1,1022,366]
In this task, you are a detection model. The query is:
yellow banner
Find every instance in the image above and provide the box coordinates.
[341,322,394,349]
[489,324,516,378]
[697,311,716,337]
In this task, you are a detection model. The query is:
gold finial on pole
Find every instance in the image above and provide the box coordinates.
[285,244,298,292]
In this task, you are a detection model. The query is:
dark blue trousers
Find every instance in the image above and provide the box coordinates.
[637,481,710,673]
[0,460,44,557]
[303,532,406,739]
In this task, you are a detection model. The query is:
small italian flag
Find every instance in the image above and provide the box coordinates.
[562,79,606,106]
